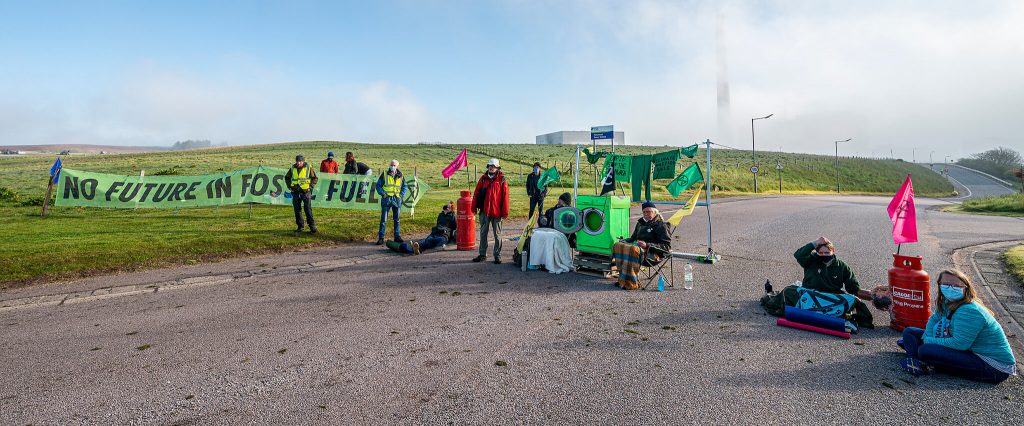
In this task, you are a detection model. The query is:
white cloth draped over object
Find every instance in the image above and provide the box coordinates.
[528,228,574,274]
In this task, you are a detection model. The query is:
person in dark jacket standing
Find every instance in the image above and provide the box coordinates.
[343,151,372,199]
[525,162,548,220]
[320,151,340,173]
[472,158,510,264]
[385,202,457,255]
[284,154,318,234]
[375,159,407,245]
[343,152,371,175]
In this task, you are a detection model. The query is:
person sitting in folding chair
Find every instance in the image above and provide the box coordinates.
[612,201,672,290]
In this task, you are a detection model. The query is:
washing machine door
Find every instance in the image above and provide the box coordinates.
[580,207,606,236]
[552,207,583,234]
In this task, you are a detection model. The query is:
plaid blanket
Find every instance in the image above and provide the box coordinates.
[613,241,643,290]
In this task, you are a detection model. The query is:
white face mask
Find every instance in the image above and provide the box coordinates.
[389,165,397,172]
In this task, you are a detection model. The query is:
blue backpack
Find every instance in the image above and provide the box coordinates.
[794,287,857,317]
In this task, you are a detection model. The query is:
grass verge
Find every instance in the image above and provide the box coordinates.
[1004,245,1024,283]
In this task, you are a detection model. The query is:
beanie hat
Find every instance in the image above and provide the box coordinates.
[558,192,572,204]
[641,201,656,210]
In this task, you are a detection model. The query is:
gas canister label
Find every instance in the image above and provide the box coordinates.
[892,286,925,302]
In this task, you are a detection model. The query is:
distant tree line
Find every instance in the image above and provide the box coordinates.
[957,147,1022,182]
[171,140,214,150]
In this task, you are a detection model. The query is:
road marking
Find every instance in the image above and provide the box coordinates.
[944,173,972,199]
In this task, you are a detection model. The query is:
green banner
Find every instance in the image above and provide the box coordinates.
[652,149,681,180]
[601,154,633,183]
[55,167,430,210]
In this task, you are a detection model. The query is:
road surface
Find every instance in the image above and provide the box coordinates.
[929,163,1017,199]
[2,196,1022,424]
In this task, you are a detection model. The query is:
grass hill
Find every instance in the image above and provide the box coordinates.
[0,141,952,285]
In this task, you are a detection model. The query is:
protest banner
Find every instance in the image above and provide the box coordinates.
[55,167,430,211]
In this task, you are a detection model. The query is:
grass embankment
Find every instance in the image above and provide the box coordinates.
[0,141,952,285]
[1004,246,1024,283]
[956,194,1024,217]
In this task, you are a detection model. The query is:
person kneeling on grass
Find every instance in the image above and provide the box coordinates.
[386,202,457,255]
[898,269,1017,383]
[612,201,672,290]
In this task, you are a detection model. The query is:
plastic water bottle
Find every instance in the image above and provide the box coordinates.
[684,263,694,290]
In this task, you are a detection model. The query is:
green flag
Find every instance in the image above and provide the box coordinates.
[583,148,607,165]
[666,163,704,197]
[537,166,560,190]
[680,144,699,158]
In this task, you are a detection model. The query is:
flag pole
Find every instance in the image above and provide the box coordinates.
[573,144,580,205]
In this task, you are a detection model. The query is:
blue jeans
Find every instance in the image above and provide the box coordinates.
[902,327,1010,383]
[378,200,400,240]
[400,234,448,253]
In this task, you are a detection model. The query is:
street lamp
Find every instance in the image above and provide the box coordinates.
[834,138,852,193]
[751,113,773,193]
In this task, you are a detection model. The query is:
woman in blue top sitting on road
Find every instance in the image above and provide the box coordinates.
[899,269,1017,383]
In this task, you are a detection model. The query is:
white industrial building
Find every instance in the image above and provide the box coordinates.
[536,131,626,145]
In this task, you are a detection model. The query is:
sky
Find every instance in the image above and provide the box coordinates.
[1,0,1022,160]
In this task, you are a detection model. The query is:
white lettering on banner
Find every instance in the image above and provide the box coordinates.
[892,286,925,302]
[893,299,926,309]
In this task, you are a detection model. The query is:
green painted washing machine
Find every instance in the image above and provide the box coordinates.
[575,195,632,256]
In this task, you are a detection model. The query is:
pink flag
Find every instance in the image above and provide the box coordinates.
[441,148,468,178]
[887,174,918,244]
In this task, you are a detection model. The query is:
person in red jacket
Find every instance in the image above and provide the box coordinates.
[472,158,510,264]
[320,151,340,173]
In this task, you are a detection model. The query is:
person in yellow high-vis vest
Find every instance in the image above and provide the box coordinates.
[284,155,319,233]
[374,159,407,245]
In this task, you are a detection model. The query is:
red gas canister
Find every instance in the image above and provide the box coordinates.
[889,254,931,331]
[456,190,476,251]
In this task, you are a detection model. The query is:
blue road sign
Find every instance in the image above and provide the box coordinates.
[591,125,613,140]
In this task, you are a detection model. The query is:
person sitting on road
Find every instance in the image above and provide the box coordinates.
[612,201,672,290]
[386,202,457,255]
[761,237,878,328]
[898,269,1017,383]
[539,192,576,247]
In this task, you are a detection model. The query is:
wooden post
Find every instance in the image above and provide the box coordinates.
[40,174,55,217]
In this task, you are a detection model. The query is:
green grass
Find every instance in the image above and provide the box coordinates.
[1004,246,1024,283]
[959,194,1024,216]
[0,141,954,285]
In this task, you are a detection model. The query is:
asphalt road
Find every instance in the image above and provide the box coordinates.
[2,195,1023,424]
[929,163,1017,199]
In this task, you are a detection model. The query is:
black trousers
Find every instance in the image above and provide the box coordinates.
[292,191,315,229]
[528,196,545,220]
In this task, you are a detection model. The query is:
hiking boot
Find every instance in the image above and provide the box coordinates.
[295,227,304,233]
[376,238,384,245]
[899,357,930,376]
[493,258,502,265]
[472,255,486,262]
[309,226,318,234]
[395,237,404,243]
[412,242,421,255]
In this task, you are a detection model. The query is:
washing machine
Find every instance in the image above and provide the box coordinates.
[574,195,631,256]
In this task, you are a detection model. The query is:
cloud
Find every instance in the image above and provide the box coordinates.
[1,62,487,146]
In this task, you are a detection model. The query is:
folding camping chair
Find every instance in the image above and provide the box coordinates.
[634,188,700,290]
[638,237,676,290]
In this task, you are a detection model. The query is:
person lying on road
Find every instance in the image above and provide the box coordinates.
[385,202,457,255]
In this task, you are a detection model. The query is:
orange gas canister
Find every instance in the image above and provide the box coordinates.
[456,190,476,251]
[889,254,931,331]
